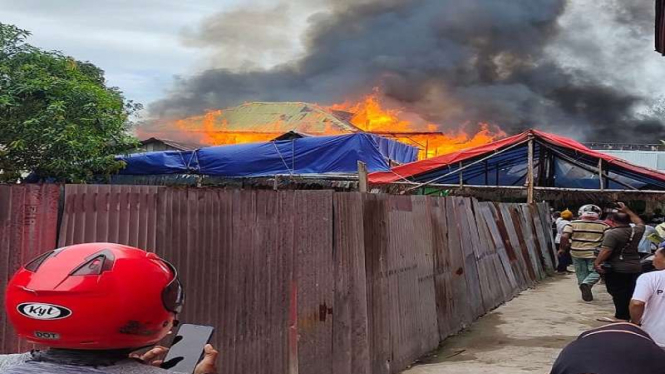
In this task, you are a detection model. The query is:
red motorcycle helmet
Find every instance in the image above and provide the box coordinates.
[5,243,184,350]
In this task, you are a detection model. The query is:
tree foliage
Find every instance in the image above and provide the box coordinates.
[0,23,140,182]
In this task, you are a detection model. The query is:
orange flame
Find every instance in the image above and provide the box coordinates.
[140,91,506,159]
[328,91,506,158]
[169,110,282,145]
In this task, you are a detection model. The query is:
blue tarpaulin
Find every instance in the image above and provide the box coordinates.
[118,133,418,177]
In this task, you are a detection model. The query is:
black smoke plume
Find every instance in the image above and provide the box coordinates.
[149,0,665,143]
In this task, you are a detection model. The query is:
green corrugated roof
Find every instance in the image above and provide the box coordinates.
[178,102,361,134]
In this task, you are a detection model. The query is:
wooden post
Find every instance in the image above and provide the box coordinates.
[459,162,464,188]
[425,139,429,159]
[484,160,489,185]
[527,135,535,204]
[598,159,605,190]
[357,161,368,193]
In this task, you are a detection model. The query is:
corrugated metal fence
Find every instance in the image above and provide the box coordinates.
[0,185,555,374]
[0,185,60,353]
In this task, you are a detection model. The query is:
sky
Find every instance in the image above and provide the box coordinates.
[2,0,665,142]
[1,0,322,106]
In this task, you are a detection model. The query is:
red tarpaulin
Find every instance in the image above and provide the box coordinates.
[369,129,665,185]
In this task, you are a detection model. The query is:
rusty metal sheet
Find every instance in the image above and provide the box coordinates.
[448,197,484,320]
[529,204,554,275]
[362,193,392,374]
[452,197,493,314]
[154,189,297,374]
[477,202,518,300]
[536,203,557,270]
[515,205,545,280]
[472,200,510,307]
[490,203,530,291]
[294,190,335,374]
[1,183,560,374]
[385,195,418,371]
[58,185,161,251]
[0,184,59,354]
[492,203,528,290]
[409,196,439,356]
[502,204,538,284]
[332,193,370,374]
[429,197,451,339]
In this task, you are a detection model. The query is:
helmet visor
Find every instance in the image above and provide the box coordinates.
[161,260,184,314]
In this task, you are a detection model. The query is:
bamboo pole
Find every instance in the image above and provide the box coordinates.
[459,162,464,188]
[527,135,535,204]
[598,159,604,191]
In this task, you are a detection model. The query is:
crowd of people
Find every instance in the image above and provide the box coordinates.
[551,203,665,373]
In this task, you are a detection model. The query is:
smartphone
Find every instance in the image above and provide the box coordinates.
[161,324,215,374]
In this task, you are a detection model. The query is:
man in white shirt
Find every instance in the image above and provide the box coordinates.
[555,209,573,273]
[630,244,665,347]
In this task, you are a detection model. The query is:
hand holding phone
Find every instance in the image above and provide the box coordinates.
[161,324,215,374]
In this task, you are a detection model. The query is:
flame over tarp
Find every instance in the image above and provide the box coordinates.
[138,91,506,159]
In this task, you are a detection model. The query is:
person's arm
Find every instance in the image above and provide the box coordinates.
[559,233,570,255]
[630,275,652,325]
[594,228,616,273]
[594,247,613,273]
[618,202,644,226]
[630,300,646,325]
[559,224,573,254]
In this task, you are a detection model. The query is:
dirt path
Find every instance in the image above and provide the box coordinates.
[402,274,614,374]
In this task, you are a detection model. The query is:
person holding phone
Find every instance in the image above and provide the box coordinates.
[0,243,218,374]
[594,203,646,322]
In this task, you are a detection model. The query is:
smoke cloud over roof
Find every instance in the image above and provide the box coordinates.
[149,0,665,143]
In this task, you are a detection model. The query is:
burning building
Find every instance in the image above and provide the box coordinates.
[139,93,506,159]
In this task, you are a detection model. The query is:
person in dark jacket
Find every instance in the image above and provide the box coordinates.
[551,322,665,374]
[0,243,217,374]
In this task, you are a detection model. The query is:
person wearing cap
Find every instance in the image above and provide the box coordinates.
[0,243,218,374]
[560,204,609,302]
[630,242,665,348]
[555,209,574,274]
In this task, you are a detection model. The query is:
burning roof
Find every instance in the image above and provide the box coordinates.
[139,92,507,159]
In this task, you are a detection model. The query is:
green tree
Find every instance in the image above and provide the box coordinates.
[0,23,140,182]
